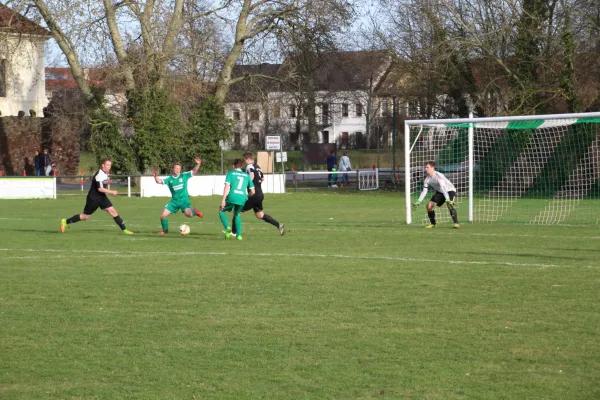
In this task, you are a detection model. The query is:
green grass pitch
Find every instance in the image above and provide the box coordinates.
[1,192,599,399]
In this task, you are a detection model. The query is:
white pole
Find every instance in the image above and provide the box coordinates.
[280,157,285,194]
[53,176,57,199]
[404,121,411,224]
[127,176,131,198]
[468,113,474,222]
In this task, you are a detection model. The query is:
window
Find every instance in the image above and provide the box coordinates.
[289,104,296,118]
[232,109,240,121]
[0,59,6,97]
[273,105,281,118]
[251,132,260,148]
[322,131,329,144]
[381,100,389,117]
[321,103,329,125]
[341,132,349,149]
[355,132,363,149]
[342,103,349,117]
[234,131,241,148]
[355,103,363,117]
[249,109,260,121]
[302,105,310,117]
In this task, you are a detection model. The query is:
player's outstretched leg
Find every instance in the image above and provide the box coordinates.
[61,214,88,232]
[425,202,436,228]
[233,205,243,240]
[192,207,203,218]
[230,216,238,237]
[158,209,172,234]
[219,209,231,239]
[257,211,284,236]
[448,205,460,229]
[106,208,133,234]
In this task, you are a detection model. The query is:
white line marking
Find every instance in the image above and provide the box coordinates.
[0,248,596,269]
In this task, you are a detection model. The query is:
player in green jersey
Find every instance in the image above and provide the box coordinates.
[219,159,255,241]
[153,157,203,234]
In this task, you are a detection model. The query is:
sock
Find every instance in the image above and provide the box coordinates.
[449,208,459,223]
[219,211,229,230]
[234,214,242,237]
[66,215,81,224]
[113,215,126,230]
[161,218,168,232]
[428,211,436,225]
[231,217,237,235]
[262,214,279,228]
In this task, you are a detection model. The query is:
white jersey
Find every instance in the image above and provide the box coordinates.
[417,171,456,202]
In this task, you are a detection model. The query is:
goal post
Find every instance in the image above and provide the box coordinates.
[404,112,600,225]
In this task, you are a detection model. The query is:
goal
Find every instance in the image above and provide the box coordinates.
[404,112,600,225]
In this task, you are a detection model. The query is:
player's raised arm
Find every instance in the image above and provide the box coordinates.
[153,170,163,184]
[414,177,430,207]
[192,157,202,175]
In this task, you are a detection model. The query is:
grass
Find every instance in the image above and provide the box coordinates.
[0,192,599,399]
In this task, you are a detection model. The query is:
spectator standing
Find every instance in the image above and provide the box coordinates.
[33,150,41,176]
[41,149,52,176]
[326,150,338,188]
[339,151,351,187]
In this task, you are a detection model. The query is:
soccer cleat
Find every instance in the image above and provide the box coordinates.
[425,224,436,229]
[193,208,203,218]
[122,229,134,235]
[236,235,243,241]
[279,223,285,236]
[453,224,460,229]
[60,218,67,233]
[224,227,232,239]
[157,230,168,235]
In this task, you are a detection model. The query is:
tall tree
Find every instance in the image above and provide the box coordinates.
[275,0,354,143]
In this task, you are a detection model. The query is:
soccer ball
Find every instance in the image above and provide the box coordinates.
[179,224,190,236]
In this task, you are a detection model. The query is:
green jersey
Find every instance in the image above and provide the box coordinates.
[162,171,193,202]
[225,169,254,205]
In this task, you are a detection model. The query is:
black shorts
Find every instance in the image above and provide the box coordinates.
[241,192,264,213]
[430,191,456,207]
[83,196,113,215]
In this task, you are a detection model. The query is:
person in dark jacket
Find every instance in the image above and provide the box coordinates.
[41,149,52,176]
[33,150,41,176]
[326,150,337,187]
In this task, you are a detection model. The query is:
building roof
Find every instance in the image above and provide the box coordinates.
[226,50,392,102]
[45,67,106,90]
[0,4,51,37]
[310,50,391,92]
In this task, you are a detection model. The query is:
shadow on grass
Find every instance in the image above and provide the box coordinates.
[445,250,592,261]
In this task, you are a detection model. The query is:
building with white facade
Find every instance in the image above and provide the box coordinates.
[0,4,51,117]
[224,51,395,150]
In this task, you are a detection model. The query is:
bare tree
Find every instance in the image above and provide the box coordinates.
[213,0,303,104]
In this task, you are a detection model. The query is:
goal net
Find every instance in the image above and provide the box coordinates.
[404,113,600,225]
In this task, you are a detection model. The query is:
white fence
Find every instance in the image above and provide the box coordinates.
[140,174,286,197]
[0,174,286,199]
[0,177,56,199]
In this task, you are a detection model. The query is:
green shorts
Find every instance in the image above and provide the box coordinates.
[221,203,244,213]
[165,199,192,214]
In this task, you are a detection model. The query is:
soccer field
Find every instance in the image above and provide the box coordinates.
[1,192,599,399]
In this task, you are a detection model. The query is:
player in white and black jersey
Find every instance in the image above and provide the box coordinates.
[230,151,285,237]
[413,161,460,229]
[60,158,134,234]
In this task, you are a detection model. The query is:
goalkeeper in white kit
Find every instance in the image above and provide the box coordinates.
[413,161,460,229]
